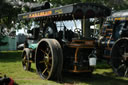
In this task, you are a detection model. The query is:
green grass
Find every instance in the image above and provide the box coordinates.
[0,51,128,85]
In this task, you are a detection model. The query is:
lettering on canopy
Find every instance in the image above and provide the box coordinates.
[28,11,52,18]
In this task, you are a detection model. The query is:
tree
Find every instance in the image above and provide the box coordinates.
[0,35,8,46]
[51,0,81,6]
[0,0,21,29]
[0,0,128,31]
[81,0,128,10]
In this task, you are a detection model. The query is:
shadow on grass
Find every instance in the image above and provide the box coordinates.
[96,59,111,69]
[0,51,22,62]
[30,68,37,73]
[14,82,18,85]
[62,72,128,85]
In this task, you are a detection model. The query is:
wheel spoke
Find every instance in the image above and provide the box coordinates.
[23,56,26,60]
[40,49,47,55]
[40,48,51,62]
[40,49,50,58]
[47,70,50,74]
[117,64,125,70]
[48,50,51,55]
[124,67,128,77]
[42,68,48,74]
[39,61,45,63]
[22,58,27,63]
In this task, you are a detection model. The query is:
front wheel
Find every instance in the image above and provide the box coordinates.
[111,38,128,77]
[22,48,31,71]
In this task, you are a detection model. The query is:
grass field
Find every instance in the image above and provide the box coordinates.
[0,51,128,85]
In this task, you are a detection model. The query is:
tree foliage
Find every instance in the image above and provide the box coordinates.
[81,0,128,10]
[0,0,21,29]
[0,0,128,30]
[37,0,128,10]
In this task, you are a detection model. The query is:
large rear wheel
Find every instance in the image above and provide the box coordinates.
[111,38,128,77]
[35,39,63,80]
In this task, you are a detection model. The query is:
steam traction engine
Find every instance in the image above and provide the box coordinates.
[96,10,128,77]
[18,2,111,80]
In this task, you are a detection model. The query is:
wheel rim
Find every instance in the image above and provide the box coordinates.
[37,43,52,79]
[22,48,31,71]
[111,39,128,77]
[22,52,30,70]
